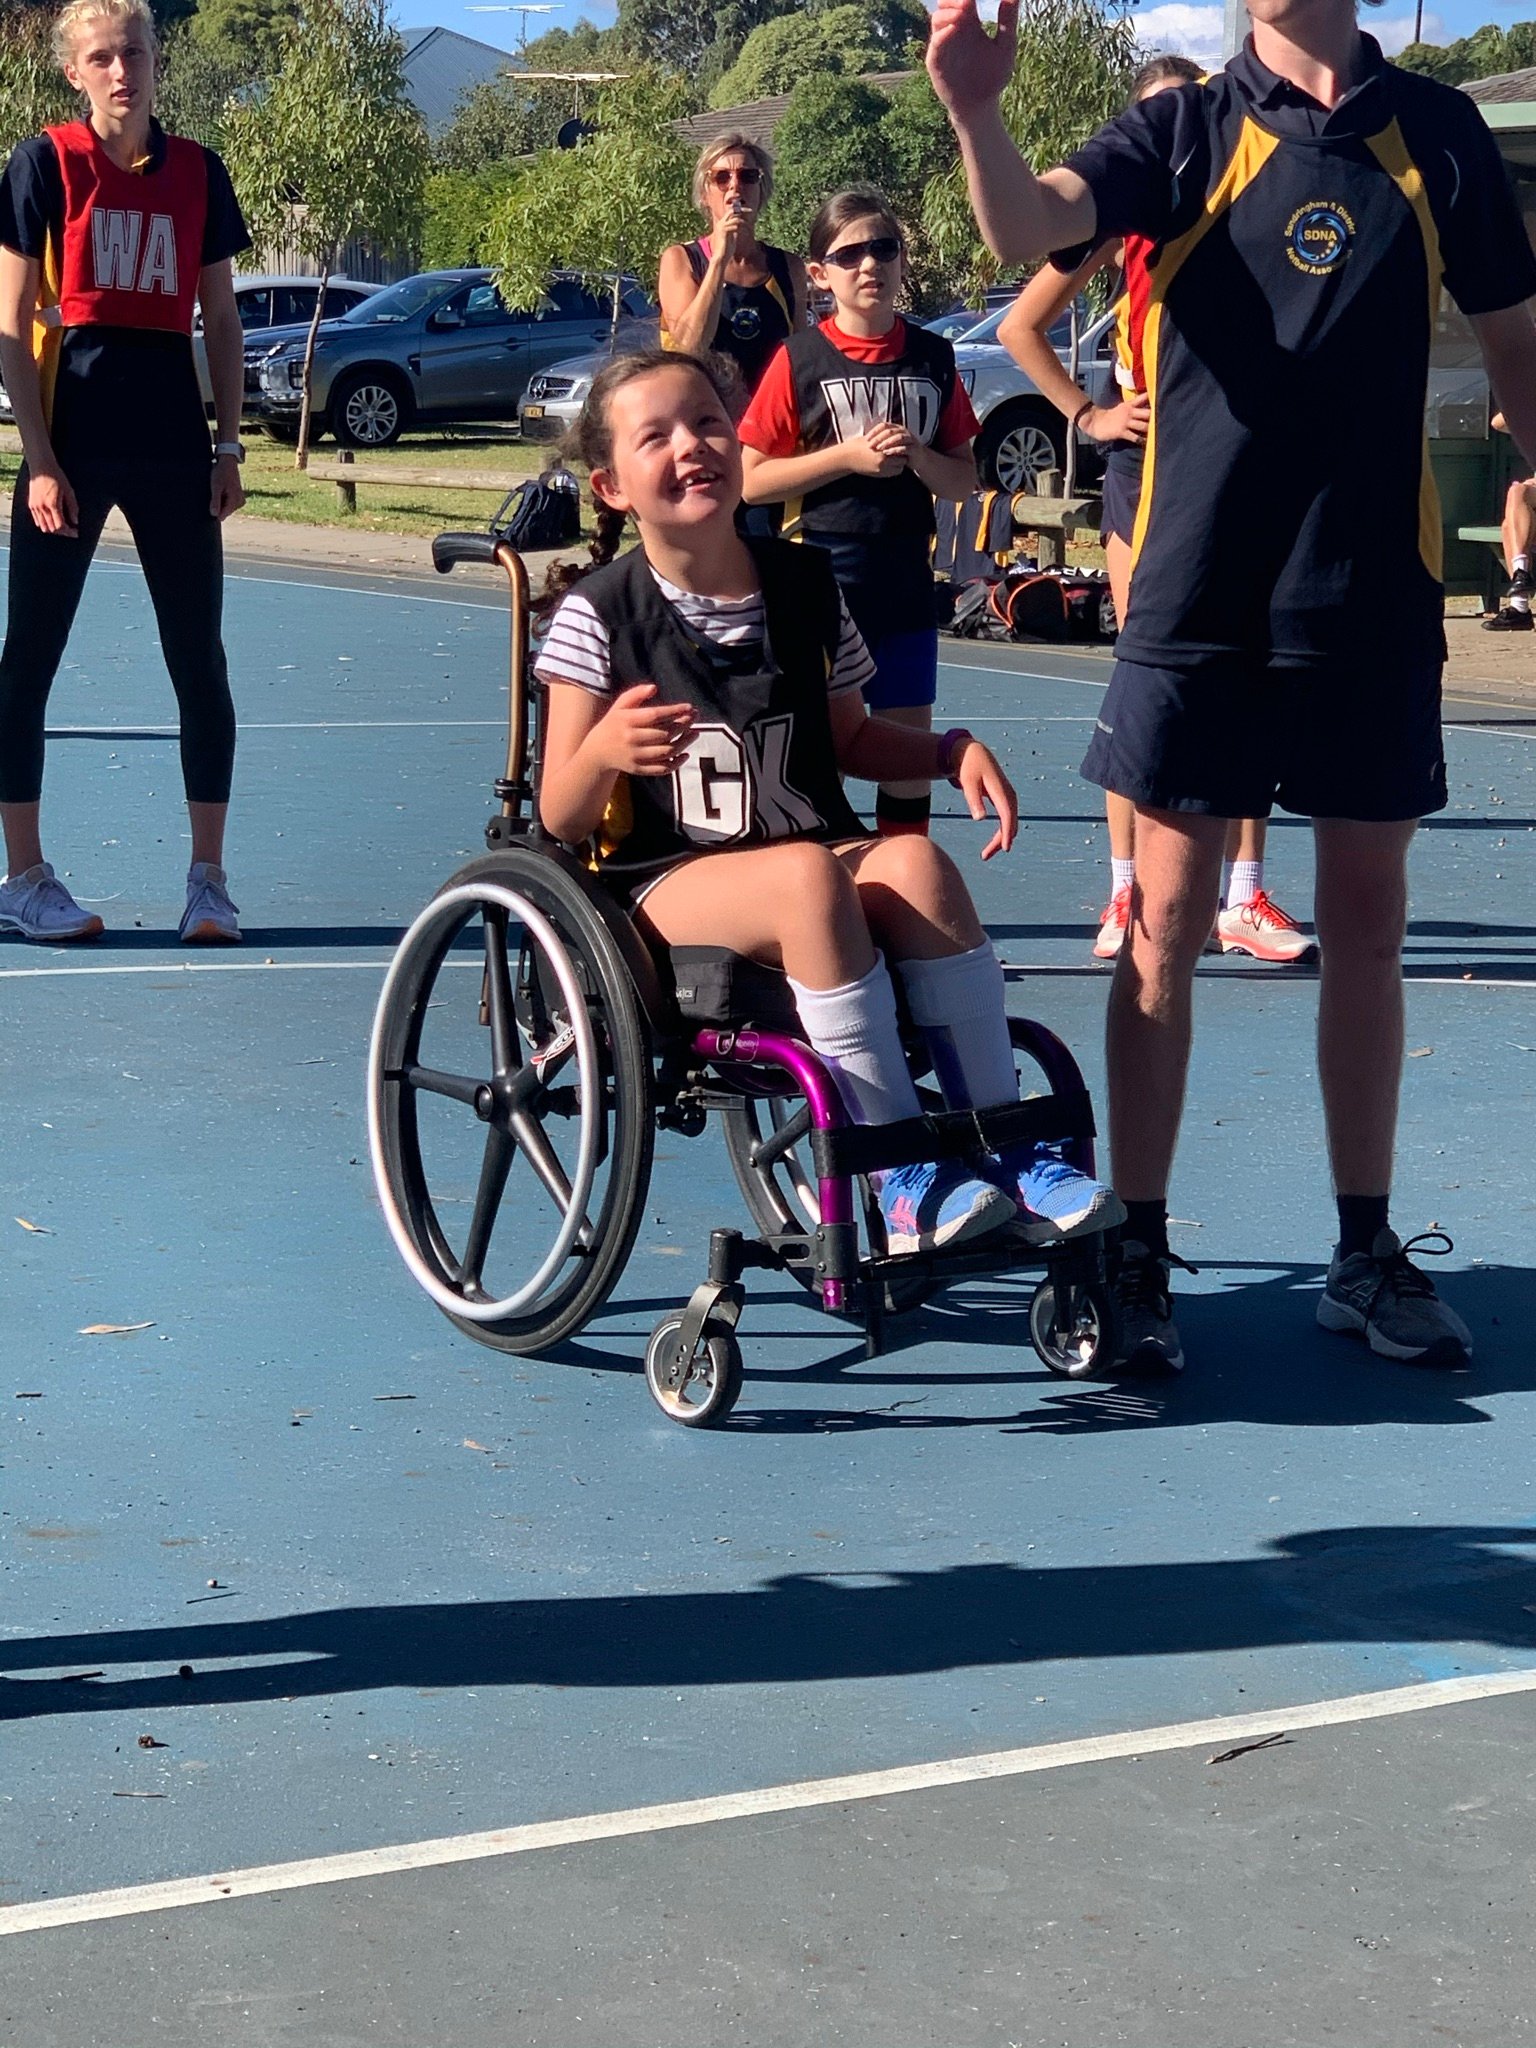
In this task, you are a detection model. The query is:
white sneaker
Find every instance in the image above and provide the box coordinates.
[0,862,104,942]
[180,862,241,945]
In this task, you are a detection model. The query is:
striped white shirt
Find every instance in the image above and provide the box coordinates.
[534,568,876,700]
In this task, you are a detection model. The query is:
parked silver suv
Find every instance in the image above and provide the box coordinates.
[254,268,654,448]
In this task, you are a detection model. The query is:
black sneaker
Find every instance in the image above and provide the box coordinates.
[1483,604,1532,632]
[1317,1228,1472,1370]
[1108,1239,1193,1375]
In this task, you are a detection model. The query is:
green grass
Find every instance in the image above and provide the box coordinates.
[0,428,560,540]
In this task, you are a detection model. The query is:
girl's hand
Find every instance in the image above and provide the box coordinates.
[926,0,1020,115]
[846,429,906,478]
[210,454,245,521]
[955,738,1017,860]
[591,682,693,776]
[28,466,78,538]
[1084,394,1150,445]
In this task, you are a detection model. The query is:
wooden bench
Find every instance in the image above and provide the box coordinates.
[1008,471,1103,569]
[307,450,524,514]
[1457,523,1507,609]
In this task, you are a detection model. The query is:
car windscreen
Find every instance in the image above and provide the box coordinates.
[341,277,456,324]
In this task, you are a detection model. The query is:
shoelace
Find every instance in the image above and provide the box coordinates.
[1102,886,1131,922]
[1364,1229,1454,1314]
[15,871,75,918]
[1117,1245,1198,1313]
[1238,890,1301,932]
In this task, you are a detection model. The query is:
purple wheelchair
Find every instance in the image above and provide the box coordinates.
[366,533,1122,1427]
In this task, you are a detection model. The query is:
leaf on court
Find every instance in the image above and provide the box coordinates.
[462,1438,491,1454]
[1407,1047,1435,1058]
[79,1321,154,1337]
[15,1217,51,1234]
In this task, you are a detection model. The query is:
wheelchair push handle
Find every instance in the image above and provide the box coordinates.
[431,530,533,819]
[432,531,502,573]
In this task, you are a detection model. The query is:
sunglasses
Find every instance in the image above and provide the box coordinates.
[709,165,763,189]
[821,235,902,270]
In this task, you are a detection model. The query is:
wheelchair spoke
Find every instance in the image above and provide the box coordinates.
[402,1063,485,1109]
[509,1109,597,1250]
[483,910,519,1078]
[460,1125,516,1295]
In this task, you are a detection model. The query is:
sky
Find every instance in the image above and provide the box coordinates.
[394,0,1516,66]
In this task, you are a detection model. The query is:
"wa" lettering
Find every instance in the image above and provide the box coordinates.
[91,209,179,296]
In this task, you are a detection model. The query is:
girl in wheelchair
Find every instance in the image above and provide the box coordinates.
[535,348,1124,1257]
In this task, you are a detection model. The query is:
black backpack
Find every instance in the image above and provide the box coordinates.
[492,466,582,552]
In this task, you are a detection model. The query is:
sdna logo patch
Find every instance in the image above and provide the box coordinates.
[1285,201,1356,275]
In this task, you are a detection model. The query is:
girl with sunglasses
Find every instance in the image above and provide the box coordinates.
[737,188,979,838]
[659,135,807,400]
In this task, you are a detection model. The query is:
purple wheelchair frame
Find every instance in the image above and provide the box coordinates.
[693,1021,1096,1315]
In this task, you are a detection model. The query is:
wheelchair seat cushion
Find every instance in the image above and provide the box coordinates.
[664,947,804,1035]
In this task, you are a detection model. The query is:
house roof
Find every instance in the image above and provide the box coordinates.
[675,71,915,151]
[1463,64,1536,105]
[400,25,522,136]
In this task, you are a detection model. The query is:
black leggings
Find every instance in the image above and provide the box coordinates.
[0,460,235,805]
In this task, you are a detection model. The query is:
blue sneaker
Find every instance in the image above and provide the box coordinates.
[1000,1145,1126,1242]
[877,1160,1015,1257]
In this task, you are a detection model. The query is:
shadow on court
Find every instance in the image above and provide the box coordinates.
[7,1521,1536,1720]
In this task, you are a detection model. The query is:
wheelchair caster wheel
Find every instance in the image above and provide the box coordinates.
[1028,1277,1121,1378]
[645,1312,744,1428]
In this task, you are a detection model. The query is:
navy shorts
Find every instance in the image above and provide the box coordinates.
[861,626,939,712]
[1099,443,1143,547]
[1081,656,1448,820]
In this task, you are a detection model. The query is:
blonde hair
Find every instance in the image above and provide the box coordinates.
[691,132,774,213]
[54,0,157,70]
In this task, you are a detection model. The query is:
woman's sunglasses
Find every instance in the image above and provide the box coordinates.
[709,165,763,189]
[822,236,902,269]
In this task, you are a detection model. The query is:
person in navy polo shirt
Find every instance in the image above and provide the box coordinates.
[0,0,251,945]
[928,0,1536,1373]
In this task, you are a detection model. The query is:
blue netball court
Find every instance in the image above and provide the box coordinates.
[2,541,1534,2045]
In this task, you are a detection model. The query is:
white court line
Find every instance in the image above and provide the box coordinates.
[4,1665,1535,1937]
[1445,722,1536,742]
[999,964,1534,990]
[0,958,400,980]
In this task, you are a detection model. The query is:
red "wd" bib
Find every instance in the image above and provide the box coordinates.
[46,122,207,334]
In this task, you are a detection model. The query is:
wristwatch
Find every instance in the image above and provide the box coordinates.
[937,726,975,787]
[213,441,246,464]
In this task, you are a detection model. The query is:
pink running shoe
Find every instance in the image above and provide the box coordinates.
[1216,890,1318,963]
[1093,884,1132,959]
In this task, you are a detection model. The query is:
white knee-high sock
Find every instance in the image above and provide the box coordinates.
[896,942,1017,1111]
[788,953,922,1127]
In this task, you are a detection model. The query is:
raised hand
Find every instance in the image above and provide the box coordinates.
[926,0,1020,116]
[592,682,694,777]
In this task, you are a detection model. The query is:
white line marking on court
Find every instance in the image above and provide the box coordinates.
[5,1666,1535,1935]
[0,958,396,979]
[1445,722,1536,742]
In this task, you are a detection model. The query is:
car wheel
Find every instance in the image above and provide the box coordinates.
[977,407,1066,493]
[332,371,411,449]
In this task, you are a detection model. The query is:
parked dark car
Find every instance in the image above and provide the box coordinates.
[197,273,381,410]
[251,269,655,448]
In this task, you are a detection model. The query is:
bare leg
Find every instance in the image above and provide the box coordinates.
[1105,791,1136,863]
[1228,816,1266,862]
[1501,476,1535,576]
[1106,806,1228,1199]
[1313,817,1416,1196]
[1,800,43,876]
[188,801,227,869]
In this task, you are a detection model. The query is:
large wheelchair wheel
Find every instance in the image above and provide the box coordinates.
[368,848,654,1354]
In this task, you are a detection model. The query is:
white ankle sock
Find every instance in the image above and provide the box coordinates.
[1110,856,1135,896]
[787,953,921,1127]
[1225,858,1263,910]
[896,941,1016,1111]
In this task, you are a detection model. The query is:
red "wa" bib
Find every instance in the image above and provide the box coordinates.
[46,122,207,333]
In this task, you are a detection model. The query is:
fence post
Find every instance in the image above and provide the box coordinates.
[1034,468,1064,570]
[334,448,357,515]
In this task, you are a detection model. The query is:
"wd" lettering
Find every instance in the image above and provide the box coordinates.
[822,375,944,446]
[91,210,179,297]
